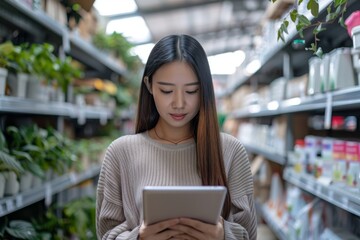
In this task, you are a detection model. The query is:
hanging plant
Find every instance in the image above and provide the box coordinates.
[273,0,348,56]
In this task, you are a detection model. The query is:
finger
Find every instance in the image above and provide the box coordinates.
[156,229,183,240]
[169,224,202,239]
[179,218,209,232]
[140,219,180,237]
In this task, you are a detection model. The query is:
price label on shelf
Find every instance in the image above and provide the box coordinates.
[16,195,23,207]
[316,184,322,195]
[45,183,52,207]
[6,200,15,212]
[341,197,349,206]
[69,173,77,184]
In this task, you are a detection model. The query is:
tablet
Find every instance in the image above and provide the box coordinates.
[143,186,227,225]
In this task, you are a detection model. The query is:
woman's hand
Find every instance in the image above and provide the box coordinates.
[139,219,183,240]
[168,217,224,240]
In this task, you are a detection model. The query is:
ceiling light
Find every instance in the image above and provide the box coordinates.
[208,50,246,75]
[93,0,137,16]
[106,17,151,44]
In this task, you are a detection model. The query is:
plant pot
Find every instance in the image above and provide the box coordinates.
[7,72,29,98]
[0,173,5,198]
[19,171,33,192]
[4,171,20,196]
[27,75,49,101]
[0,67,8,96]
[32,175,43,188]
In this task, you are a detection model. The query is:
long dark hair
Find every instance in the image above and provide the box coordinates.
[135,35,231,219]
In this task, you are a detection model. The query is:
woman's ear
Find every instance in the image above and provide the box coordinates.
[144,76,152,94]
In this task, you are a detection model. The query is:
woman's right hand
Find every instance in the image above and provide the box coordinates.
[139,219,182,240]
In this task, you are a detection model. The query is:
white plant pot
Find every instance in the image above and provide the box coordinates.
[328,48,356,90]
[0,67,8,96]
[4,171,20,196]
[19,171,33,192]
[27,75,42,100]
[27,75,49,101]
[7,72,29,98]
[0,173,6,198]
[32,175,43,188]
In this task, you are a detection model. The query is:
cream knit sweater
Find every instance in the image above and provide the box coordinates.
[96,132,257,240]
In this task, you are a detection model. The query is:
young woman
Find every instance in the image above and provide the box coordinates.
[96,34,257,240]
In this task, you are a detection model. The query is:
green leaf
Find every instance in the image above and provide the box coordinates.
[290,9,298,22]
[315,47,323,57]
[299,0,304,5]
[338,16,345,27]
[6,220,37,240]
[334,0,346,8]
[313,23,326,34]
[0,151,24,173]
[277,29,285,42]
[307,0,319,17]
[298,14,311,26]
[281,20,289,34]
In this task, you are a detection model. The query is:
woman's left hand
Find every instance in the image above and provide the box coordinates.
[168,217,224,240]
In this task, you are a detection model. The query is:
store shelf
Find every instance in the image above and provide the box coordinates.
[0,96,113,121]
[68,35,127,79]
[0,164,101,217]
[244,143,286,165]
[284,168,360,217]
[222,0,360,97]
[259,203,288,240]
[230,86,360,119]
[0,0,67,45]
[0,1,126,79]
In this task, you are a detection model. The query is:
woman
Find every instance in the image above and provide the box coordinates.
[96,34,257,240]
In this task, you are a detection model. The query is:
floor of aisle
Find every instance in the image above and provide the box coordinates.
[257,224,278,240]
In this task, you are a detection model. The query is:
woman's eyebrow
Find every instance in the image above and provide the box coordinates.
[156,81,199,86]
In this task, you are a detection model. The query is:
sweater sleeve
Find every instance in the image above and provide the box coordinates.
[223,135,257,240]
[96,142,139,240]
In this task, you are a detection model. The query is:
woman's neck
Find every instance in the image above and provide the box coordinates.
[151,122,193,144]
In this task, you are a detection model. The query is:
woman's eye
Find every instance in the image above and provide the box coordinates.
[160,90,172,94]
[186,89,199,94]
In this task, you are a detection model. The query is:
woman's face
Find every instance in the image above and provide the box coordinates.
[151,61,200,130]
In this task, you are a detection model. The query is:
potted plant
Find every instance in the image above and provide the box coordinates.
[0,41,14,96]
[0,131,24,197]
[6,126,46,190]
[26,43,57,101]
[52,56,83,102]
[6,43,33,98]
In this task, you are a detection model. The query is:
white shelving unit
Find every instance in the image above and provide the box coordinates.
[0,0,122,220]
[284,168,360,217]
[0,96,113,121]
[0,164,101,217]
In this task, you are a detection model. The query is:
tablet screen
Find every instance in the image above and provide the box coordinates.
[143,186,227,225]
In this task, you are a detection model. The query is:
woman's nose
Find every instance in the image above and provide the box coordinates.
[172,90,185,109]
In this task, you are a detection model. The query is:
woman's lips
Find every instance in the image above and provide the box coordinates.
[170,114,186,121]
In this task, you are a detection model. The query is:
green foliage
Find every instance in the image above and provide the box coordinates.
[5,125,79,178]
[273,0,348,57]
[0,41,16,68]
[0,131,24,174]
[92,31,142,72]
[3,220,38,240]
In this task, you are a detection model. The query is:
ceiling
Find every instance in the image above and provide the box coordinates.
[105,0,270,57]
